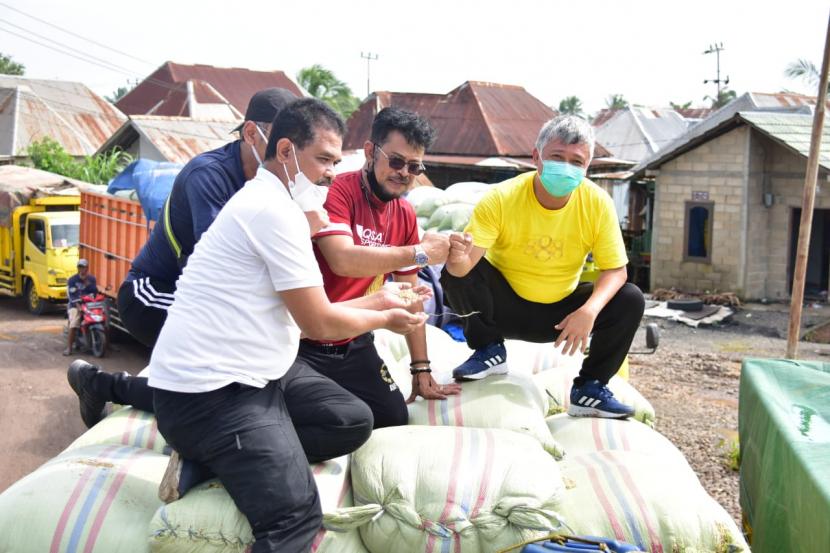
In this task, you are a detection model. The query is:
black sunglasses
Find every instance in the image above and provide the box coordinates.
[374,144,426,176]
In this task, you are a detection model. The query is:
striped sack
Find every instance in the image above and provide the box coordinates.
[0,444,166,553]
[63,407,169,455]
[408,374,565,459]
[351,426,566,553]
[557,451,748,553]
[148,455,365,553]
[546,416,692,475]
[532,369,656,426]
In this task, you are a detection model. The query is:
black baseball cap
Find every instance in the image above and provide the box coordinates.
[231,88,297,133]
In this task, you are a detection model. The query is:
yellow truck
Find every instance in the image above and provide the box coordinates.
[0,165,83,314]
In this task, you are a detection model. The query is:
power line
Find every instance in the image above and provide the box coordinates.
[0,1,154,66]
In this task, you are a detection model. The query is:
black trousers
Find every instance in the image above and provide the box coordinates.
[96,334,406,429]
[440,259,645,385]
[298,333,408,429]
[153,359,373,553]
[116,275,174,348]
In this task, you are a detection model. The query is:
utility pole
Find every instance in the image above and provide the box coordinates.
[787,13,830,359]
[703,43,729,99]
[360,52,379,97]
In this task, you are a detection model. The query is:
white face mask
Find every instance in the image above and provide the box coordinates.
[283,144,329,213]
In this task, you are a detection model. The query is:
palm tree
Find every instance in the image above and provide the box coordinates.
[706,88,737,109]
[558,96,584,116]
[785,58,825,91]
[606,94,628,110]
[297,64,360,119]
[670,101,693,110]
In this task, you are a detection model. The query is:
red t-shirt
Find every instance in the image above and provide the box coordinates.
[313,170,420,307]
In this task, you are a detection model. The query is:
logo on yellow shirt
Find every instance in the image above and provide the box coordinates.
[523,235,564,261]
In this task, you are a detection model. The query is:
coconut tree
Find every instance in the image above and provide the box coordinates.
[297,64,360,119]
[606,94,629,110]
[558,96,584,116]
[785,58,825,91]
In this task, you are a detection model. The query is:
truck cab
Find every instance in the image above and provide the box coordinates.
[22,210,80,313]
[0,195,80,314]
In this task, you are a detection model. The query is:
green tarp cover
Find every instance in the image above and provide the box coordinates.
[739,358,830,553]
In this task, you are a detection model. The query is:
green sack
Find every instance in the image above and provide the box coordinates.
[546,415,693,475]
[63,406,169,455]
[405,186,448,217]
[443,181,490,205]
[148,455,370,553]
[557,451,748,553]
[408,374,565,459]
[533,369,656,427]
[0,444,166,553]
[426,202,473,231]
[351,426,566,553]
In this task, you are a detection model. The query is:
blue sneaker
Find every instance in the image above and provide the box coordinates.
[568,380,634,419]
[452,342,508,381]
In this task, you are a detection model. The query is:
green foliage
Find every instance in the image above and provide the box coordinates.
[106,86,130,104]
[706,88,738,109]
[718,436,740,472]
[606,94,629,110]
[785,58,826,92]
[670,100,693,110]
[0,52,25,75]
[27,138,132,185]
[558,95,584,116]
[297,64,361,120]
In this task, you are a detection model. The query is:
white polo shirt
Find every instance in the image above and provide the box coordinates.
[148,167,323,393]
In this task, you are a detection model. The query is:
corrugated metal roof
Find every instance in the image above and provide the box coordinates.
[97,116,240,164]
[116,61,305,117]
[631,91,824,176]
[738,111,830,170]
[595,107,690,163]
[0,76,126,157]
[344,81,556,157]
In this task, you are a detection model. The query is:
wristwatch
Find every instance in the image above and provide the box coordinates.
[413,244,429,268]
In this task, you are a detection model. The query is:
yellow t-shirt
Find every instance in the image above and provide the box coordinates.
[465,171,628,303]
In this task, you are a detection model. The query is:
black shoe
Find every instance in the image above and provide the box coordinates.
[66,360,107,428]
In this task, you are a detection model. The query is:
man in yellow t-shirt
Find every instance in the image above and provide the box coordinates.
[442,115,644,419]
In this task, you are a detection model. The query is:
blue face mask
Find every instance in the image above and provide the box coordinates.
[539,160,586,197]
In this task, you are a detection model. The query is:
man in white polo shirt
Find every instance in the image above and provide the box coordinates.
[148,98,426,553]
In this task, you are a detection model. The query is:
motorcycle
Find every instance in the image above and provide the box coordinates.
[73,293,108,357]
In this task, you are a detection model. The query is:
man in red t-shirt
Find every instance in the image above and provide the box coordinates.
[305,107,461,428]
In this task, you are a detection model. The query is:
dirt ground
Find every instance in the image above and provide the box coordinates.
[1,293,829,530]
[631,300,830,525]
[0,296,149,492]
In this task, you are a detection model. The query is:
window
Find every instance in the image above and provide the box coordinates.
[50,223,80,248]
[27,219,46,253]
[683,201,713,262]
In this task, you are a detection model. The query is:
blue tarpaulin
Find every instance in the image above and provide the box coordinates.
[107,159,183,222]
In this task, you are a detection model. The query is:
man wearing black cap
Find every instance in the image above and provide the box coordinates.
[64,258,98,356]
[66,88,299,421]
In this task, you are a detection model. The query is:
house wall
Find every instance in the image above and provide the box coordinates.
[651,126,749,294]
[137,137,167,163]
[760,135,830,298]
[744,131,772,298]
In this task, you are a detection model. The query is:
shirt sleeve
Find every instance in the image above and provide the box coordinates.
[88,276,99,295]
[187,167,235,242]
[67,277,78,305]
[591,192,629,270]
[314,181,354,239]
[247,205,324,292]
[464,187,502,249]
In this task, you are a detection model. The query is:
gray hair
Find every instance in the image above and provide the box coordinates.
[535,115,595,159]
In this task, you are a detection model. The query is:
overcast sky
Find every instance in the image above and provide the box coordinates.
[1,0,828,115]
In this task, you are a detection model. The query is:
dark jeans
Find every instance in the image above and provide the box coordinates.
[117,274,174,348]
[440,259,645,385]
[96,334,407,429]
[153,359,373,553]
[299,333,408,429]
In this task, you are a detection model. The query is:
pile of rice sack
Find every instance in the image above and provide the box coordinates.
[405,182,490,232]
[0,327,749,553]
